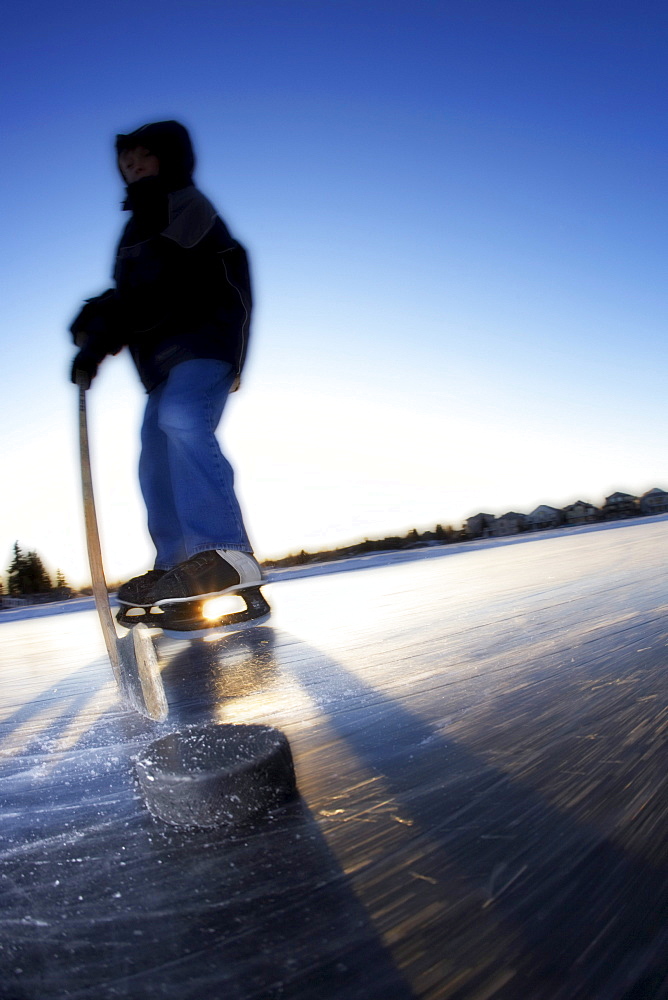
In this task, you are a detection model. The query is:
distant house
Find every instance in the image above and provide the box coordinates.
[466,513,495,539]
[526,505,564,531]
[492,512,527,536]
[562,501,599,525]
[640,487,668,515]
[601,491,638,520]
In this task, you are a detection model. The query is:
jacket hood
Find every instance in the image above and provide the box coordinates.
[116,120,195,190]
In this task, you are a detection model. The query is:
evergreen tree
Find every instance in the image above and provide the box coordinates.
[7,542,27,595]
[25,551,51,593]
[7,542,52,595]
[55,569,68,589]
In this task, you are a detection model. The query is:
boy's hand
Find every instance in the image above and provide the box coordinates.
[71,347,101,390]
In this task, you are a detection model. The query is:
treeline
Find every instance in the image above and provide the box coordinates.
[262,524,458,569]
[2,542,71,599]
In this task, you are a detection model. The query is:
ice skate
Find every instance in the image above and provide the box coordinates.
[116,550,270,636]
[117,569,166,606]
[145,549,263,604]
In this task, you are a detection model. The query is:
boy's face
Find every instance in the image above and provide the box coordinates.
[118,146,160,184]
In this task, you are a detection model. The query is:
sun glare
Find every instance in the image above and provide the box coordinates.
[202,594,246,620]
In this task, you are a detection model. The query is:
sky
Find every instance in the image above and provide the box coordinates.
[1,0,666,589]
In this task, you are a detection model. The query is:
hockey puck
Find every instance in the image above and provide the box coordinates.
[135,724,297,828]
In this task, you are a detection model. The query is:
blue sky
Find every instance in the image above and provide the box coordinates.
[1,0,666,587]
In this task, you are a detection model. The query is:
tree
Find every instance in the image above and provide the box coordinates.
[26,551,51,593]
[7,542,26,596]
[7,542,52,595]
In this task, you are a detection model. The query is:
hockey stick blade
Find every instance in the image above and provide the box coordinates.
[117,624,168,721]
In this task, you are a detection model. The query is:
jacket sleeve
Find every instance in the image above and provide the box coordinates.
[218,239,252,319]
[69,289,125,354]
[191,217,253,323]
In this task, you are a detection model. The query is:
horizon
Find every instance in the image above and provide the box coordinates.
[3,479,666,591]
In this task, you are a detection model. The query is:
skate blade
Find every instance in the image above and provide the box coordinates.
[162,611,272,640]
[116,605,162,630]
[117,587,270,637]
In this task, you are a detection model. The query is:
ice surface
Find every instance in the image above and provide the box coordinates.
[1,515,668,998]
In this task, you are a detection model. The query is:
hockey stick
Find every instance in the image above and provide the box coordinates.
[78,382,168,721]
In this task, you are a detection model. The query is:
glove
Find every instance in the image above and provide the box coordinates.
[70,290,118,345]
[71,345,104,389]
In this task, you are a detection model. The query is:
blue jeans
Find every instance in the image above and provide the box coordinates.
[139,359,251,570]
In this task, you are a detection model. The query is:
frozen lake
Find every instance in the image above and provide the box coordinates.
[1,516,668,999]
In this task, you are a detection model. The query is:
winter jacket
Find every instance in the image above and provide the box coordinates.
[70,121,252,393]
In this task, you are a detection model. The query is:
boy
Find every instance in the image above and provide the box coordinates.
[70,120,265,623]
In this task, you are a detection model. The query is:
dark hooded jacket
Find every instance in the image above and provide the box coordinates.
[70,121,252,392]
